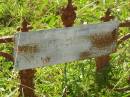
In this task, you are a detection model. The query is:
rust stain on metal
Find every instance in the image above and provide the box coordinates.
[91,29,118,48]
[96,55,110,71]
[60,0,77,27]
[17,44,38,54]
[79,51,91,60]
[96,8,115,72]
[19,69,36,97]
[42,57,51,64]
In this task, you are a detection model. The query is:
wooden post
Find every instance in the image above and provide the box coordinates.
[60,0,76,96]
[17,18,37,97]
[96,8,115,72]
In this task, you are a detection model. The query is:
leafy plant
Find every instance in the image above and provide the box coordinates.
[0,0,130,97]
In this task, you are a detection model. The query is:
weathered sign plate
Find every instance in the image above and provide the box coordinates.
[14,21,119,70]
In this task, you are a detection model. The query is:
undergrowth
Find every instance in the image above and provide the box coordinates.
[0,0,130,97]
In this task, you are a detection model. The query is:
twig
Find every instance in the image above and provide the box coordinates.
[119,21,130,27]
[108,85,130,92]
[0,51,14,62]
[0,2,4,3]
[113,86,130,92]
[118,33,130,45]
[0,35,14,43]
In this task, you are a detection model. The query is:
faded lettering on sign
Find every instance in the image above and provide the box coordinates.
[17,44,39,54]
[14,20,119,70]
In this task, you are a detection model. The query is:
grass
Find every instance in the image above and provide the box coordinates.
[0,0,130,97]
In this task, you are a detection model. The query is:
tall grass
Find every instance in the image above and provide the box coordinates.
[0,0,130,97]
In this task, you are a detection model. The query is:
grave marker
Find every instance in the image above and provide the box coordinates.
[14,20,119,70]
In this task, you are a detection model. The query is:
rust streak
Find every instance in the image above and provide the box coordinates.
[79,51,91,60]
[96,8,115,72]
[96,55,110,71]
[91,29,117,48]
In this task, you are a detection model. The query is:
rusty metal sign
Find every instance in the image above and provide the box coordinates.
[14,21,119,70]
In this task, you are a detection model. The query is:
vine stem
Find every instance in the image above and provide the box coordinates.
[118,33,130,45]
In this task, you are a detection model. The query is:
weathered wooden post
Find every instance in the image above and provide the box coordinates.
[60,0,76,96]
[17,18,37,97]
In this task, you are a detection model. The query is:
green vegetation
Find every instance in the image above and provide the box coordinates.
[0,0,130,97]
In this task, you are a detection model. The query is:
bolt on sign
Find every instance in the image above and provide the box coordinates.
[14,21,119,70]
